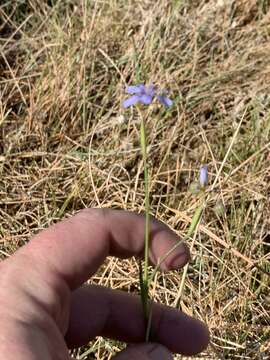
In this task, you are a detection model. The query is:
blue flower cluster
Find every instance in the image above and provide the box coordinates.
[123,83,173,108]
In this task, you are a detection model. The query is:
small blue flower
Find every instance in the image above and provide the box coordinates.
[123,84,155,108]
[199,165,208,188]
[123,83,173,108]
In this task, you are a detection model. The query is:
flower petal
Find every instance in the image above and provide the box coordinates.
[126,85,145,95]
[139,94,153,105]
[157,95,173,107]
[146,83,155,97]
[122,95,140,108]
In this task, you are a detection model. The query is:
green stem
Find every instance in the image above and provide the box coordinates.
[187,205,204,237]
[149,205,204,284]
[174,204,204,308]
[140,119,150,284]
[139,115,151,337]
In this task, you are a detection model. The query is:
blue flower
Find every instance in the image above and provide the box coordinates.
[199,165,208,188]
[123,84,155,108]
[123,83,173,108]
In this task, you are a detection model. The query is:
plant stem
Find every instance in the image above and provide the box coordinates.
[140,119,150,285]
[149,205,204,284]
[139,115,151,338]
[187,204,204,237]
[174,202,204,308]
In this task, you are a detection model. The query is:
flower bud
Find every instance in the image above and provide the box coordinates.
[199,165,208,188]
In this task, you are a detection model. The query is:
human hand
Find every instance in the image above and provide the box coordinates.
[0,209,209,359]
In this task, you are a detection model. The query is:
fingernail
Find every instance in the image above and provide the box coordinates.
[148,344,173,360]
[169,242,190,270]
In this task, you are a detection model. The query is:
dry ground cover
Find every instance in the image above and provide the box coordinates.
[0,0,270,359]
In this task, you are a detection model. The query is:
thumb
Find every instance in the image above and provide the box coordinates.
[113,343,173,360]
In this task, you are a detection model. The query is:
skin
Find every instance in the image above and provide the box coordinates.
[0,208,210,359]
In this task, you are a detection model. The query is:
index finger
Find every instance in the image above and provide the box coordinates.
[17,208,189,290]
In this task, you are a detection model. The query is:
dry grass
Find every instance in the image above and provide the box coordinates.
[1,0,270,359]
